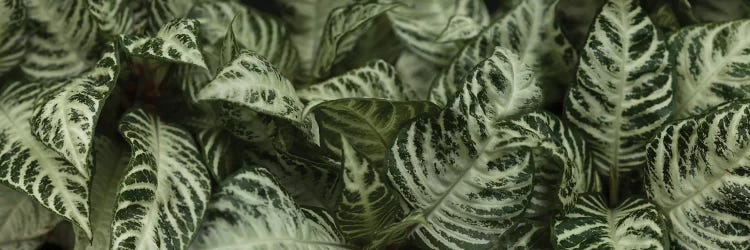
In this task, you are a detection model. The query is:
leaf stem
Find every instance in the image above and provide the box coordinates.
[609,167,619,207]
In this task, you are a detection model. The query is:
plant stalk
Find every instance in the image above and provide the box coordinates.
[609,167,619,207]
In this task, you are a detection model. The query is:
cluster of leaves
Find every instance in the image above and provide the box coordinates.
[1,0,749,249]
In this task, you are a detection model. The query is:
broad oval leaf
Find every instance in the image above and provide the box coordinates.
[0,185,61,246]
[31,42,120,178]
[670,20,750,118]
[380,0,489,65]
[429,0,576,106]
[552,194,669,249]
[0,82,92,238]
[564,0,673,175]
[192,167,352,249]
[0,0,27,77]
[119,18,207,69]
[646,101,750,249]
[113,108,211,250]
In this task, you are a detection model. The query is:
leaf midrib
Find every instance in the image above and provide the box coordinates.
[203,238,355,250]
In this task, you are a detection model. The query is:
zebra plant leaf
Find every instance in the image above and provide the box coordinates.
[646,101,750,249]
[312,2,400,78]
[564,0,673,175]
[195,128,236,183]
[670,20,750,118]
[380,0,489,65]
[113,108,211,250]
[0,185,61,247]
[0,0,27,77]
[552,194,669,249]
[0,82,92,239]
[310,98,439,163]
[88,0,141,36]
[120,18,207,69]
[31,42,120,178]
[495,219,549,249]
[430,0,576,106]
[192,167,352,249]
[147,0,195,32]
[435,16,482,43]
[336,137,401,244]
[197,51,318,144]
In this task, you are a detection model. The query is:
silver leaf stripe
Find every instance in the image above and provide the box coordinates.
[670,19,750,118]
[336,137,401,243]
[113,108,211,250]
[312,2,399,78]
[88,0,142,36]
[147,0,194,33]
[435,15,481,43]
[195,128,235,183]
[0,0,27,77]
[120,18,207,69]
[430,0,575,106]
[646,101,750,249]
[495,219,549,249]
[192,167,352,249]
[0,82,92,238]
[380,0,489,65]
[0,185,61,246]
[564,0,673,175]
[552,194,669,249]
[31,42,120,179]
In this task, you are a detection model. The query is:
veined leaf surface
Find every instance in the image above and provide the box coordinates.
[120,18,207,69]
[0,0,27,77]
[113,108,211,250]
[88,0,142,35]
[147,0,194,32]
[0,185,61,247]
[564,0,673,174]
[646,101,750,249]
[552,194,669,249]
[192,167,352,249]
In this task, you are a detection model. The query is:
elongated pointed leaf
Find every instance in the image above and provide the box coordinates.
[671,20,750,118]
[312,2,399,78]
[120,18,207,69]
[0,185,61,246]
[336,137,401,243]
[0,0,27,77]
[0,82,92,238]
[646,101,750,249]
[192,167,352,249]
[113,109,211,250]
[380,0,489,65]
[430,0,576,106]
[564,0,673,175]
[552,194,669,249]
[31,43,120,178]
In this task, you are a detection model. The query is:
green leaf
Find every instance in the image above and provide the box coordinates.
[564,0,673,175]
[336,137,401,244]
[219,17,240,68]
[381,0,489,65]
[74,136,128,250]
[310,98,439,164]
[0,185,61,246]
[88,0,142,36]
[646,101,750,249]
[119,18,207,69]
[192,167,353,249]
[395,51,439,100]
[0,82,92,239]
[147,0,195,32]
[435,15,482,43]
[670,20,750,118]
[196,51,318,144]
[312,2,400,78]
[0,0,27,77]
[30,42,120,179]
[552,194,669,249]
[195,128,237,183]
[0,239,45,250]
[495,219,549,249]
[113,108,211,250]
[430,0,576,106]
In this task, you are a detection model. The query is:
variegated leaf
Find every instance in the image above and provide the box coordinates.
[219,16,240,68]
[88,0,142,35]
[435,15,482,43]
[147,0,194,32]
[299,60,409,115]
[74,136,128,250]
[0,0,27,77]
[670,20,750,118]
[197,51,318,144]
[0,185,61,246]
[120,18,207,69]
[0,82,92,238]
[564,0,673,176]
[552,194,669,249]
[646,101,750,249]
[312,2,399,78]
[31,42,120,178]
[336,137,401,244]
[192,167,352,249]
[395,51,439,100]
[430,0,576,106]
[495,219,549,249]
[677,0,750,23]
[23,0,98,80]
[195,128,236,183]
[380,0,489,65]
[113,108,211,250]
[310,98,439,164]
